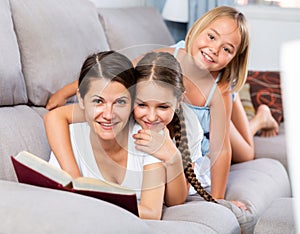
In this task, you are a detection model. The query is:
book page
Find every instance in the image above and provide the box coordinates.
[15,151,72,187]
[72,177,135,195]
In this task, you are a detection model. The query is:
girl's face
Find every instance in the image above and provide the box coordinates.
[134,81,178,132]
[191,16,241,77]
[78,78,132,141]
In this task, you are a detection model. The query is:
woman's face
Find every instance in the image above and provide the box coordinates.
[191,16,241,77]
[133,80,178,132]
[78,78,132,141]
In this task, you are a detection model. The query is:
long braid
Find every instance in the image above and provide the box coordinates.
[173,105,217,203]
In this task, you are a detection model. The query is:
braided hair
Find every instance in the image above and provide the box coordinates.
[135,51,217,203]
[172,106,217,203]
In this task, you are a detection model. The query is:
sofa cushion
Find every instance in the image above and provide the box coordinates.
[0,0,27,106]
[254,123,288,172]
[145,220,218,234]
[0,180,152,233]
[10,0,109,106]
[162,199,241,234]
[239,83,256,120]
[227,158,291,217]
[254,198,295,234]
[247,71,283,124]
[0,106,50,181]
[98,7,175,60]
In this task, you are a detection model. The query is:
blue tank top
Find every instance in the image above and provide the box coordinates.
[172,41,220,156]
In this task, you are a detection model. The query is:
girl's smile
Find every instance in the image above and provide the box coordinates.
[134,81,178,132]
[191,16,241,77]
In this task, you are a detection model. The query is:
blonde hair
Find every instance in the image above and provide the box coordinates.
[185,6,250,91]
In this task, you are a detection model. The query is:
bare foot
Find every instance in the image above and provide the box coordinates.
[256,104,279,137]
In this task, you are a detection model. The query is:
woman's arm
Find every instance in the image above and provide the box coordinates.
[43,103,85,178]
[138,162,165,220]
[46,80,78,110]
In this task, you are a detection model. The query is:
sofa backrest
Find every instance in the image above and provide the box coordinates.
[0,0,111,181]
[0,0,27,106]
[0,1,175,182]
[9,0,110,106]
[98,7,175,60]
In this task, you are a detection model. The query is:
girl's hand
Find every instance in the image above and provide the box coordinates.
[133,127,178,162]
[46,80,78,110]
[46,91,67,110]
[230,200,248,210]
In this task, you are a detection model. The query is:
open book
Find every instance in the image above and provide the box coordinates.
[11,151,138,216]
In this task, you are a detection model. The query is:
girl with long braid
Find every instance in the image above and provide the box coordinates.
[133,51,216,203]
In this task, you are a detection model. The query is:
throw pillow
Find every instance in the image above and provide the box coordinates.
[246,71,283,124]
[239,83,256,120]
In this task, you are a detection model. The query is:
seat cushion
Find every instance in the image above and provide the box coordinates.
[254,198,295,234]
[162,198,241,234]
[0,180,152,233]
[227,158,291,216]
[254,123,288,172]
[145,219,218,234]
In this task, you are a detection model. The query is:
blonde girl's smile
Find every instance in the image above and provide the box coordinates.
[191,16,241,75]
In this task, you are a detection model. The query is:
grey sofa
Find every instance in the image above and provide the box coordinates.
[0,0,293,233]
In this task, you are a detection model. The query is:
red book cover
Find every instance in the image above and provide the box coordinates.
[11,154,139,216]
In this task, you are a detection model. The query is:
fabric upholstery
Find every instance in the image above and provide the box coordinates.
[254,198,296,234]
[239,83,256,120]
[0,106,50,181]
[98,7,175,60]
[0,0,27,106]
[254,123,288,172]
[227,158,291,217]
[10,0,110,106]
[145,220,217,234]
[0,180,152,234]
[162,199,241,234]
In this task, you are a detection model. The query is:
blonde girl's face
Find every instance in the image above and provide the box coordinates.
[133,81,178,132]
[191,16,241,77]
[78,78,132,141]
